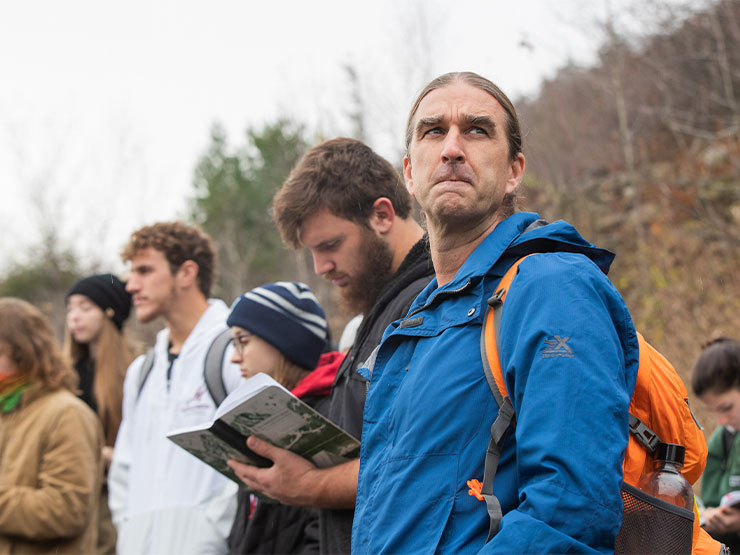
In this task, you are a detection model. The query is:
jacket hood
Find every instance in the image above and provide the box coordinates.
[503,214,615,274]
[412,213,615,310]
[454,212,615,286]
[291,351,344,399]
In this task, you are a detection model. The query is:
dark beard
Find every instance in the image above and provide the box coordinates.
[338,230,394,316]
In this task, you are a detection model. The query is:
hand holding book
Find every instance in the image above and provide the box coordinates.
[167,373,360,484]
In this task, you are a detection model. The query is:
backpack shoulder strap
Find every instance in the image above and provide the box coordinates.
[476,255,532,541]
[137,347,156,401]
[482,256,532,403]
[204,328,233,407]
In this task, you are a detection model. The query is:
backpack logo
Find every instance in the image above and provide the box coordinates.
[541,336,574,358]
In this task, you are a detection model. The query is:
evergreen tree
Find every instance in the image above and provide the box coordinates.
[190,119,310,301]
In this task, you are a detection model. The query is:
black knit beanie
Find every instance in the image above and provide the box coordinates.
[67,273,132,330]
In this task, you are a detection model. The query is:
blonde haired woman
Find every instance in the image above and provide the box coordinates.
[0,297,103,554]
[65,273,134,553]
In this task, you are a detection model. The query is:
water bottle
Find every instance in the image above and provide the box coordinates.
[637,442,694,510]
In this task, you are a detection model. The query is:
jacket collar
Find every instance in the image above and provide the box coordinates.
[410,212,615,310]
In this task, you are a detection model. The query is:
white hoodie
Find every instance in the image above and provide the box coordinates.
[109,300,243,555]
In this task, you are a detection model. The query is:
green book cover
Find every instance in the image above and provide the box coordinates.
[167,373,360,484]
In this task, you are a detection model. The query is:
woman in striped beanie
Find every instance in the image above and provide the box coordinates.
[225,281,344,555]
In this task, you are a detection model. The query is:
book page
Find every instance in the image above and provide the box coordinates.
[215,372,287,419]
[168,372,360,474]
[220,384,360,467]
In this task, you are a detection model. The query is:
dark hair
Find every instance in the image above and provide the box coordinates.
[272,138,412,248]
[0,297,78,391]
[405,71,523,162]
[121,221,217,297]
[691,337,740,397]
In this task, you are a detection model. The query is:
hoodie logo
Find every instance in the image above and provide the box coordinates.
[183,384,212,412]
[541,336,574,358]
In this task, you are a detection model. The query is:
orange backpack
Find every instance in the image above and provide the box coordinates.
[470,255,723,554]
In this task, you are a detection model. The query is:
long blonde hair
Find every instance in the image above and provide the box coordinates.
[64,315,133,446]
[0,297,78,392]
[271,355,310,392]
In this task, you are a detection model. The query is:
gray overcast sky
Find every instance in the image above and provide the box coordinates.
[0,0,616,271]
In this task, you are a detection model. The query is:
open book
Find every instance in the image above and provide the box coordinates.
[167,373,360,484]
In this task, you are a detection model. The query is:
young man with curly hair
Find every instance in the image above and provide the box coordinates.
[109,222,242,555]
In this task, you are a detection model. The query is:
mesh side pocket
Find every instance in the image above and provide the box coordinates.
[614,482,694,555]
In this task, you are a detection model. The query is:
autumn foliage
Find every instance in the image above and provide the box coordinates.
[518,0,740,430]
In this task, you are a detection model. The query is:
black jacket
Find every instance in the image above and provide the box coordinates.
[320,237,434,554]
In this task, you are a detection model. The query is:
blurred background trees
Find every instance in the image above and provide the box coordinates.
[1,0,738,425]
[190,120,308,298]
[0,232,81,334]
[517,0,740,428]
[188,119,338,329]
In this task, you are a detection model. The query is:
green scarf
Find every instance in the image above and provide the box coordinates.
[0,373,30,413]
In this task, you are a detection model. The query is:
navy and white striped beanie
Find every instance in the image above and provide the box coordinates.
[226,281,328,371]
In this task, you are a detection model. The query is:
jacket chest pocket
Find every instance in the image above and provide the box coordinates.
[385,325,495,457]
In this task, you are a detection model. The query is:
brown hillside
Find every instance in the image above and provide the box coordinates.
[518,0,740,434]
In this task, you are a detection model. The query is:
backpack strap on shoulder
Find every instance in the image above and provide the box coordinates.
[204,328,233,407]
[482,256,532,403]
[137,347,156,401]
[476,255,532,541]
[136,329,232,407]
[479,399,516,540]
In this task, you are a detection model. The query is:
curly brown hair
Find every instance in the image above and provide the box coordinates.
[121,221,217,297]
[272,138,412,248]
[0,297,78,391]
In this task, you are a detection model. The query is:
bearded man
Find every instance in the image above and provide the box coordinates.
[227,137,434,554]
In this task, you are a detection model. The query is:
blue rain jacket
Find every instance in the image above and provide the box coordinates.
[352,213,640,554]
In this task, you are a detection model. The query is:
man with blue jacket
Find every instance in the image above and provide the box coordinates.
[351,72,640,553]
